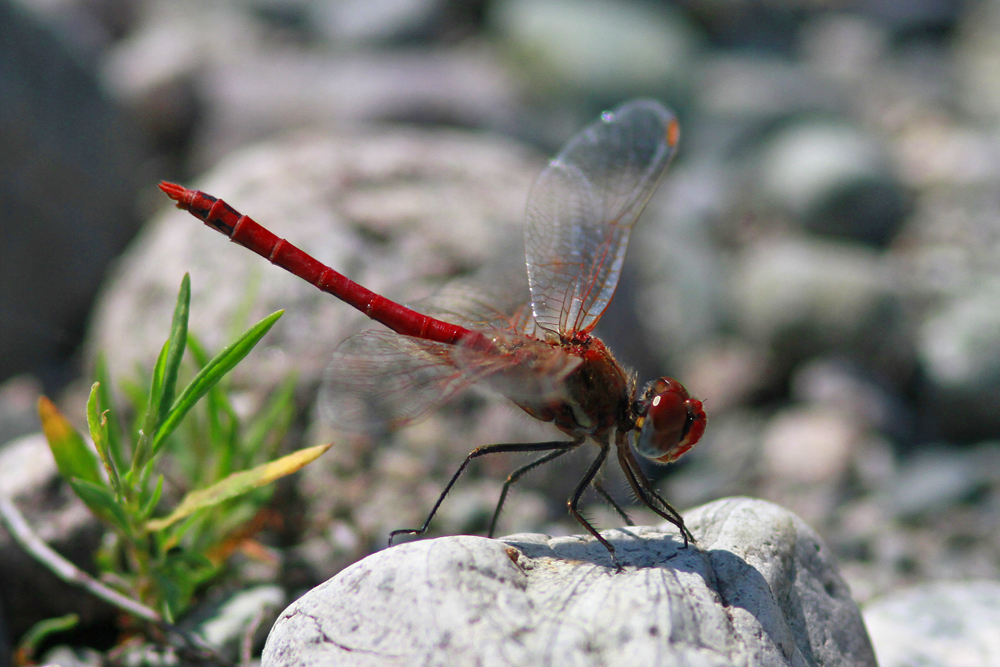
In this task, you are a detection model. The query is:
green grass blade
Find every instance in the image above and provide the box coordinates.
[15,614,79,665]
[186,333,211,369]
[69,478,132,535]
[93,356,125,472]
[157,274,191,424]
[86,383,121,495]
[146,443,330,531]
[38,397,103,488]
[133,341,170,474]
[141,475,164,520]
[150,310,283,457]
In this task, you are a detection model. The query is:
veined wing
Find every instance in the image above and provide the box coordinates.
[320,326,582,432]
[525,100,679,338]
[452,329,583,406]
[409,270,537,337]
[320,330,488,430]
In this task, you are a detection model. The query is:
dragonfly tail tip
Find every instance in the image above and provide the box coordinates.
[158,181,187,202]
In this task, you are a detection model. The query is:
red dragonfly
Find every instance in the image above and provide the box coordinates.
[160,99,706,568]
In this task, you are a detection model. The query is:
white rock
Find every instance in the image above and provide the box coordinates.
[262,497,876,666]
[864,581,1000,667]
[196,585,286,655]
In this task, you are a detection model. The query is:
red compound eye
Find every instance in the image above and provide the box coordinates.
[635,378,706,463]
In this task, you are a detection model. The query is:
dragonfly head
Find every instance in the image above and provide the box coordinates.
[633,377,706,463]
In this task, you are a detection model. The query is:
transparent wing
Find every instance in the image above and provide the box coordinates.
[320,330,486,431]
[451,329,583,406]
[410,268,537,337]
[525,99,679,338]
[319,326,582,432]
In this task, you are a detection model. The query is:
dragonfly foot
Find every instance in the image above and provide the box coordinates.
[388,528,421,547]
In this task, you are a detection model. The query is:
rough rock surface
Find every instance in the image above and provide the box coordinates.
[863,581,1000,667]
[262,497,876,666]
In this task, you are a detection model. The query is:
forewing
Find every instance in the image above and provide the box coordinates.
[525,100,679,337]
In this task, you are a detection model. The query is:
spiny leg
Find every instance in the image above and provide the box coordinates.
[390,440,580,546]
[488,442,581,538]
[566,444,623,571]
[592,479,635,526]
[618,447,692,544]
[616,435,694,546]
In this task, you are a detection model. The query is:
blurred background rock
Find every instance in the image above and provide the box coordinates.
[4,0,1000,662]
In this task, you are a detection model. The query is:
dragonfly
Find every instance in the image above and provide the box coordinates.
[159,99,706,569]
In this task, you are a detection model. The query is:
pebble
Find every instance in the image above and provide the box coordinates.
[489,0,699,101]
[756,120,906,246]
[730,237,896,368]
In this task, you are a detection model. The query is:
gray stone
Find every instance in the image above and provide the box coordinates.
[309,0,444,44]
[756,120,906,246]
[864,581,1000,667]
[0,375,43,457]
[489,0,699,100]
[918,277,1000,439]
[887,448,982,518]
[760,405,862,487]
[262,498,876,667]
[695,54,834,120]
[0,0,145,385]
[919,277,1000,391]
[195,585,286,657]
[958,1,1000,123]
[625,164,728,375]
[730,237,897,366]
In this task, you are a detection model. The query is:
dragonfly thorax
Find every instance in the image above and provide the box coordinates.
[514,335,632,439]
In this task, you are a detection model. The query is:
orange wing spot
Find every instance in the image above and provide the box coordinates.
[666,118,680,148]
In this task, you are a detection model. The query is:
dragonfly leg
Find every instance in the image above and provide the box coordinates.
[487,442,580,538]
[592,479,634,526]
[389,440,582,547]
[615,433,694,546]
[566,443,623,571]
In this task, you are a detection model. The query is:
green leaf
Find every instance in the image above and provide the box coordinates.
[210,388,241,481]
[153,550,217,622]
[186,332,211,369]
[69,478,132,535]
[94,356,125,472]
[15,614,79,664]
[87,383,121,495]
[38,397,103,488]
[133,341,171,475]
[150,310,283,457]
[158,274,190,424]
[141,475,164,520]
[183,332,241,480]
[147,443,331,531]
